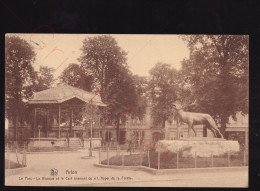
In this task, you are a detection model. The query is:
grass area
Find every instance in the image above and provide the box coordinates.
[102,154,142,166]
[28,146,76,152]
[5,159,25,169]
[101,150,247,169]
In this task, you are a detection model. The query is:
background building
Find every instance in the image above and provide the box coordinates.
[5,85,248,150]
[225,112,248,150]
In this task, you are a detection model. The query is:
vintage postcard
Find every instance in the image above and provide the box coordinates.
[5,33,248,187]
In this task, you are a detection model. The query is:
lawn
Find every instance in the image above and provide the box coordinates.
[101,150,246,169]
[28,146,76,152]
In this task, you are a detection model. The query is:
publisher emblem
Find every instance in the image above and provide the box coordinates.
[50,168,58,176]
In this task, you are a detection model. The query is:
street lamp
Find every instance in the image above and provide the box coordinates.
[89,120,95,157]
[83,105,96,157]
[38,125,42,141]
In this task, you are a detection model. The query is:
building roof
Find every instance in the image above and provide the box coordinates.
[28,84,106,106]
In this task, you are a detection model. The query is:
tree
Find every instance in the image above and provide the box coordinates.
[78,35,138,143]
[148,63,179,128]
[78,35,128,94]
[5,35,36,141]
[35,66,55,92]
[105,68,138,143]
[131,75,148,120]
[105,72,147,143]
[59,63,92,91]
[180,35,249,136]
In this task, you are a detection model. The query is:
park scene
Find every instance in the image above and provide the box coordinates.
[5,33,248,187]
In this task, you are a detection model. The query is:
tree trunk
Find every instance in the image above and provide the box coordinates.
[116,115,120,143]
[220,116,227,139]
[100,84,106,103]
[14,115,17,142]
[162,120,166,128]
[70,108,73,136]
[203,125,207,137]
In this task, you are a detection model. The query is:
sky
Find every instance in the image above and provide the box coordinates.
[8,34,190,78]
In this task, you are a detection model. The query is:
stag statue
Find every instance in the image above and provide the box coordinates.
[173,102,224,139]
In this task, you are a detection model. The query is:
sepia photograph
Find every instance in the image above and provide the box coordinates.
[5,34,249,187]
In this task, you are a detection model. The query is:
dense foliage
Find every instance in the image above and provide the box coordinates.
[78,35,146,141]
[5,35,55,141]
[148,63,179,128]
[5,35,36,140]
[59,63,92,91]
[180,35,249,135]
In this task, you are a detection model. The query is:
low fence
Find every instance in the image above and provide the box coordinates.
[5,143,27,169]
[98,147,248,170]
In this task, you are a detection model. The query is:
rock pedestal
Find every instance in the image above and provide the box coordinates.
[155,138,240,157]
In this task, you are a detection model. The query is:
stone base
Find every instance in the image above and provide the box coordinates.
[28,138,67,147]
[179,137,226,141]
[156,138,240,157]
